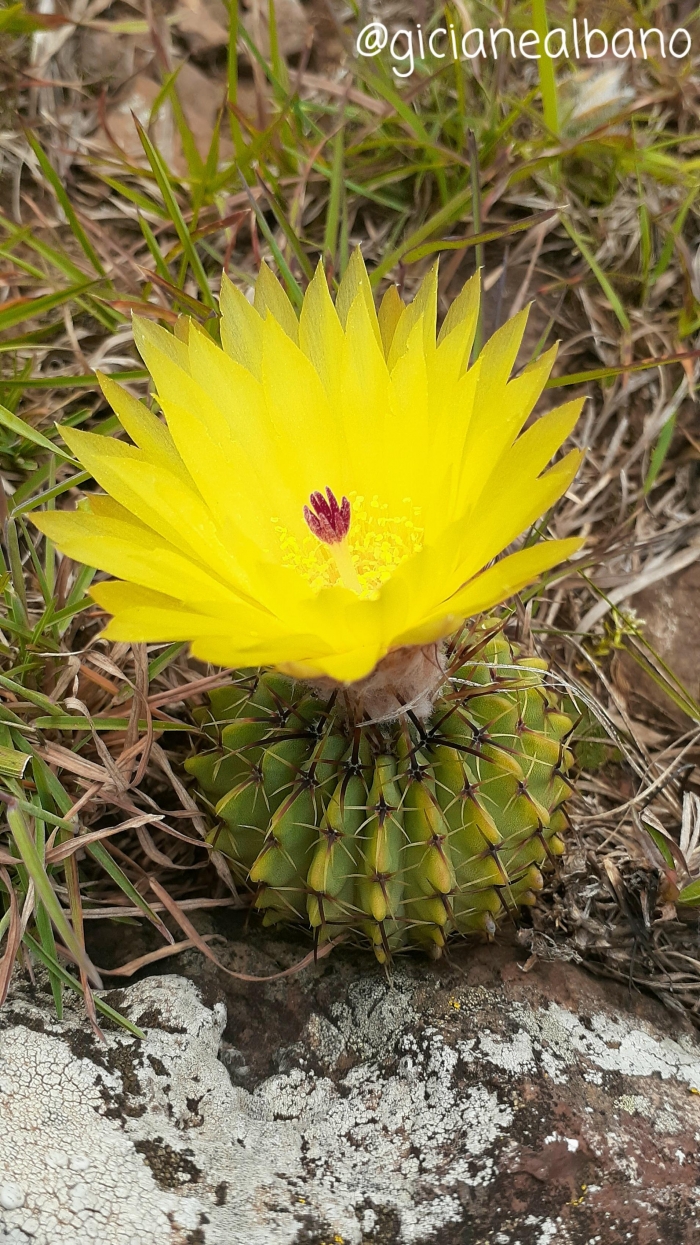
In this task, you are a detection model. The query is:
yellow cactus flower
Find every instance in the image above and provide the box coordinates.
[33,256,583,687]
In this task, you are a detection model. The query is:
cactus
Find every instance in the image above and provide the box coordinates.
[187,619,574,961]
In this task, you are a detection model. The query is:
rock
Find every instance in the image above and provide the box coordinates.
[2,940,700,1242]
[102,65,228,169]
[174,0,310,59]
[240,0,309,60]
[0,1188,24,1213]
[174,0,230,54]
[79,28,140,83]
[173,61,226,156]
[103,74,179,166]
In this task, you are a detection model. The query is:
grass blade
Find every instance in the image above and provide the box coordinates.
[32,715,190,730]
[0,402,78,462]
[0,370,147,390]
[370,183,473,284]
[6,801,101,985]
[86,840,173,941]
[0,281,96,333]
[531,0,559,136]
[255,171,314,280]
[22,932,144,1036]
[468,130,483,359]
[403,209,558,263]
[240,181,304,307]
[545,348,700,389]
[323,126,345,267]
[24,130,106,277]
[134,119,216,310]
[138,214,173,283]
[34,899,63,1017]
[561,216,630,331]
[645,412,676,493]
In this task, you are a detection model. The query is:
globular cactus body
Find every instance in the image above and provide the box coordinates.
[186,622,574,961]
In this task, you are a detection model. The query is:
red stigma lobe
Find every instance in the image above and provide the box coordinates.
[303,488,351,545]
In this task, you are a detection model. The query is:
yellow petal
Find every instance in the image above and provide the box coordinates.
[87,494,138,523]
[103,606,273,644]
[377,284,403,358]
[132,327,236,449]
[395,538,583,647]
[454,342,558,514]
[93,580,261,642]
[496,398,584,480]
[132,315,190,374]
[219,271,263,376]
[33,263,585,688]
[152,395,276,557]
[262,311,344,494]
[454,448,584,579]
[386,317,432,504]
[33,508,254,613]
[254,261,299,342]
[387,262,437,369]
[59,426,253,589]
[437,270,480,344]
[290,642,385,684]
[190,630,334,670]
[339,291,391,495]
[96,371,190,482]
[299,261,345,396]
[181,326,287,488]
[335,248,381,349]
[91,580,187,612]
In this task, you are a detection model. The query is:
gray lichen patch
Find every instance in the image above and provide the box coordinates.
[0,1021,186,1244]
[2,954,700,1244]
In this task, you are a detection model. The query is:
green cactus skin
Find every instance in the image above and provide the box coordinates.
[186,620,574,962]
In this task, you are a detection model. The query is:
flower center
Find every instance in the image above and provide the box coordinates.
[275,492,424,600]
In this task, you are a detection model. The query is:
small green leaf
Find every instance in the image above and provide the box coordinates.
[677,879,700,906]
[642,822,676,869]
[0,746,30,778]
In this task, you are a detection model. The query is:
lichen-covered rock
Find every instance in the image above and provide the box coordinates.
[2,943,700,1244]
